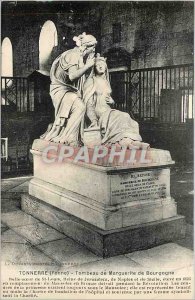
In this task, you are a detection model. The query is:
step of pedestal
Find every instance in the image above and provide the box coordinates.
[21,193,186,258]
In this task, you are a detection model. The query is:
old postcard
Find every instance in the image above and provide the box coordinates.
[1,0,194,299]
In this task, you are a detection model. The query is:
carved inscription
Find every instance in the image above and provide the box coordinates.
[111,169,170,204]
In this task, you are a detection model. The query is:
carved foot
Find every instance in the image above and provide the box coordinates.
[119,138,150,149]
[119,138,136,148]
[51,128,66,143]
[131,141,150,149]
[56,136,80,147]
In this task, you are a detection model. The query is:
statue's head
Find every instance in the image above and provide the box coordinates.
[83,53,111,103]
[73,32,97,56]
[94,54,107,75]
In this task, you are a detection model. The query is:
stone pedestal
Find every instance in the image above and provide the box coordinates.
[21,194,185,257]
[22,139,186,256]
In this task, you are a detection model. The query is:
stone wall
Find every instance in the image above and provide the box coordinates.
[2,12,67,77]
[100,1,194,69]
[1,2,193,77]
[1,2,102,77]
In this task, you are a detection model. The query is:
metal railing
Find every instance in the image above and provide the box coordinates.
[110,64,194,123]
[1,77,33,112]
[2,64,194,122]
[1,135,32,177]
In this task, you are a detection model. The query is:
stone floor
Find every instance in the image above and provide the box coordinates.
[1,165,194,275]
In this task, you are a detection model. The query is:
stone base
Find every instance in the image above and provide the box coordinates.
[21,194,186,258]
[29,139,178,230]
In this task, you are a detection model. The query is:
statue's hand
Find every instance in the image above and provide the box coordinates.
[86,58,95,68]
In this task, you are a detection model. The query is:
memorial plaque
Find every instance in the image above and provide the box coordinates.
[110,168,170,205]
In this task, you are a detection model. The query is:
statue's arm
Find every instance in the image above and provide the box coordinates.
[67,52,95,81]
[59,51,95,82]
[68,63,94,81]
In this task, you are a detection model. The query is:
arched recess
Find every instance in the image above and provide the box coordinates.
[1,37,13,91]
[39,20,58,74]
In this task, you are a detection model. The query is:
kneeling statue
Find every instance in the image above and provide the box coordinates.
[41,33,97,146]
